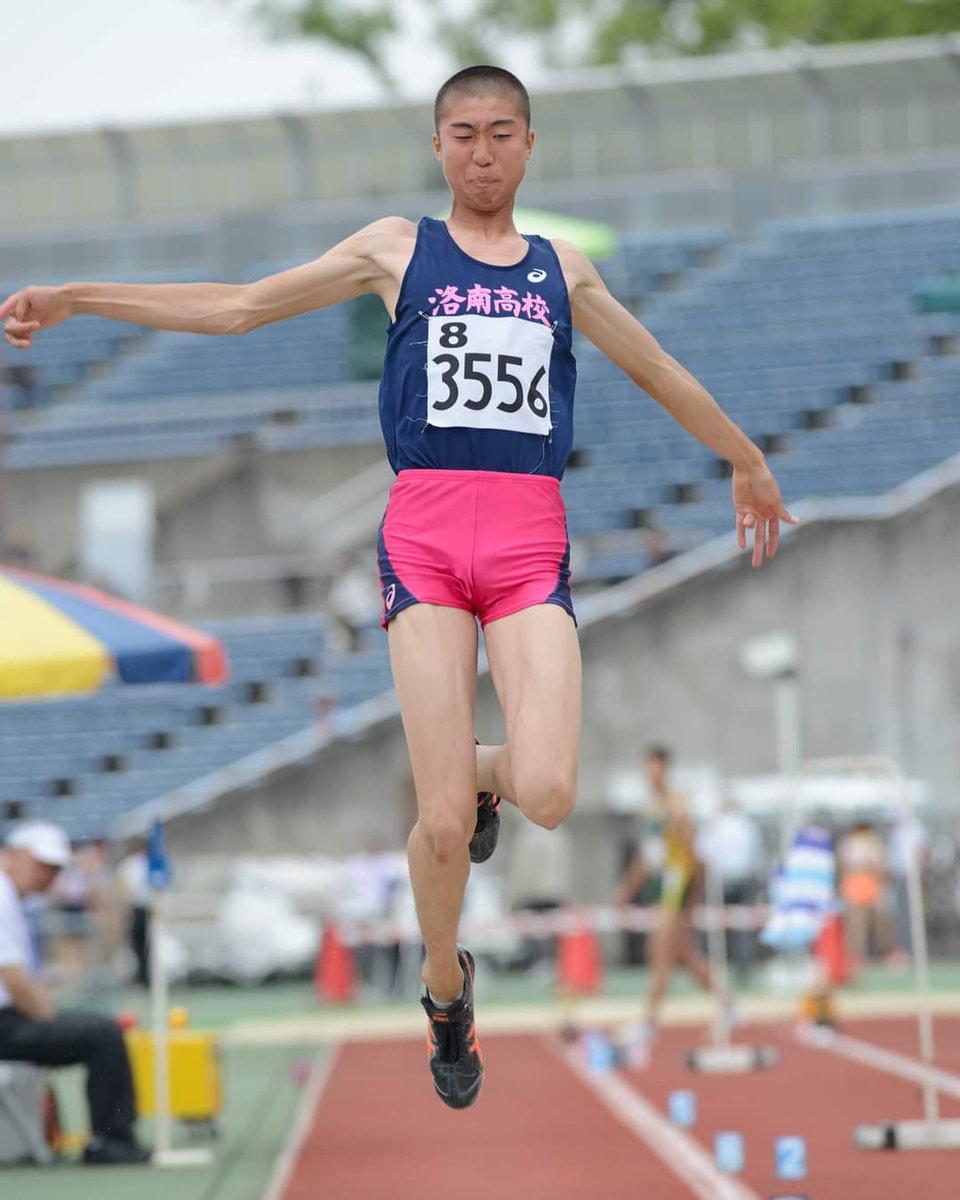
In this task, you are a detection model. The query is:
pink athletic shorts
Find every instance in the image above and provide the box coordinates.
[377,469,575,629]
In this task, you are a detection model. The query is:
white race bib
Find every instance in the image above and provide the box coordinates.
[426,314,553,436]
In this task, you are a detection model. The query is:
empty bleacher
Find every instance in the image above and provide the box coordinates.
[0,615,394,840]
[563,207,960,572]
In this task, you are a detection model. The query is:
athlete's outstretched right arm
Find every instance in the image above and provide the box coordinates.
[1,217,412,348]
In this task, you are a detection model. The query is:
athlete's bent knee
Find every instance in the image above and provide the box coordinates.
[416,814,473,864]
[517,776,576,830]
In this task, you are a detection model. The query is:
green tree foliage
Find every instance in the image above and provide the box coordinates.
[582,0,960,60]
[249,0,960,80]
[252,0,398,85]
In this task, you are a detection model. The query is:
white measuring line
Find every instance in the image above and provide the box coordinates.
[547,1039,762,1200]
[261,1042,342,1200]
[795,1024,960,1100]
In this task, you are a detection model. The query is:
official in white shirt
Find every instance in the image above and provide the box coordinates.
[696,798,767,982]
[0,822,150,1166]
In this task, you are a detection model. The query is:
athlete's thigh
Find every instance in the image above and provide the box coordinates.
[647,915,677,972]
[675,914,704,965]
[482,603,581,787]
[388,602,479,823]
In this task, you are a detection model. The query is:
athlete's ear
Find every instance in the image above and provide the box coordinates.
[526,129,535,158]
[432,132,442,161]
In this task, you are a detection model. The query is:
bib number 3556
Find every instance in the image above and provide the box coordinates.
[426,315,553,436]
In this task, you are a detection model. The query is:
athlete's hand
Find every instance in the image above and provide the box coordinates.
[732,461,798,568]
[1,286,73,348]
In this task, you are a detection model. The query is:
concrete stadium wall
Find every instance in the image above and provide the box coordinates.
[163,479,960,900]
[4,441,383,588]
[2,38,960,242]
[4,452,245,574]
[154,443,383,561]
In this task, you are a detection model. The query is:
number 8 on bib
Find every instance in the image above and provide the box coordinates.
[427,315,554,437]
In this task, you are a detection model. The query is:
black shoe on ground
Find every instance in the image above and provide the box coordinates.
[82,1136,152,1166]
[421,948,484,1110]
[469,790,501,864]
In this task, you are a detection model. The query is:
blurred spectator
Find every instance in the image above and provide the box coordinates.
[644,528,677,567]
[696,797,767,982]
[82,839,124,973]
[49,842,96,981]
[838,820,889,966]
[313,690,337,738]
[886,814,930,966]
[116,839,151,987]
[505,821,573,976]
[43,838,120,1002]
[0,821,149,1165]
[337,840,405,996]
[326,549,382,652]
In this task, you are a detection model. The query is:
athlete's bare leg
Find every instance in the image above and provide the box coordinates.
[480,604,581,828]
[645,911,678,1026]
[389,604,479,1003]
[676,916,713,992]
[475,741,511,801]
[646,912,716,1026]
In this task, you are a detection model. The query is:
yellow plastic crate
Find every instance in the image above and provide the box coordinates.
[125,1030,222,1120]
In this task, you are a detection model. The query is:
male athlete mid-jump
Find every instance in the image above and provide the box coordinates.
[2,65,796,1110]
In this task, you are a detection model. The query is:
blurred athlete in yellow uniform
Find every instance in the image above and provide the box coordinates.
[615,746,716,1037]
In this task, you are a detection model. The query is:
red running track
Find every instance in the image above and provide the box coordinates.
[629,1017,960,1200]
[283,1034,700,1200]
[282,1017,960,1200]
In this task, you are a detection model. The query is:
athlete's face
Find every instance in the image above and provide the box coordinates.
[433,90,534,210]
[645,755,669,793]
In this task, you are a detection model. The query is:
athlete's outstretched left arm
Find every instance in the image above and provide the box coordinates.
[557,242,798,569]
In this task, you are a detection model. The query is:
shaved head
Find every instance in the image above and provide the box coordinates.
[434,65,531,132]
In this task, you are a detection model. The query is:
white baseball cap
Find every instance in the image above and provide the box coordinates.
[6,821,72,868]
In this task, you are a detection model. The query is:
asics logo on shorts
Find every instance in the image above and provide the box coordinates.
[383,583,397,609]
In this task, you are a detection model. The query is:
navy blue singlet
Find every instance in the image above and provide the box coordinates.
[378,217,577,479]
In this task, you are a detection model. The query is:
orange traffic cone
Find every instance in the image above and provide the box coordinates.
[557,914,604,996]
[315,921,357,1003]
[814,914,853,987]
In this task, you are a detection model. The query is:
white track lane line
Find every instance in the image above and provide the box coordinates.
[261,1042,342,1200]
[795,1023,960,1099]
[547,1039,762,1200]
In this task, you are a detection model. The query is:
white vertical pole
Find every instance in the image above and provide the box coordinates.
[704,856,731,1048]
[775,672,803,860]
[896,775,939,1123]
[150,894,171,1157]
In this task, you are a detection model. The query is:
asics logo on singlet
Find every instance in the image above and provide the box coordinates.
[383,583,397,609]
[526,268,547,283]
